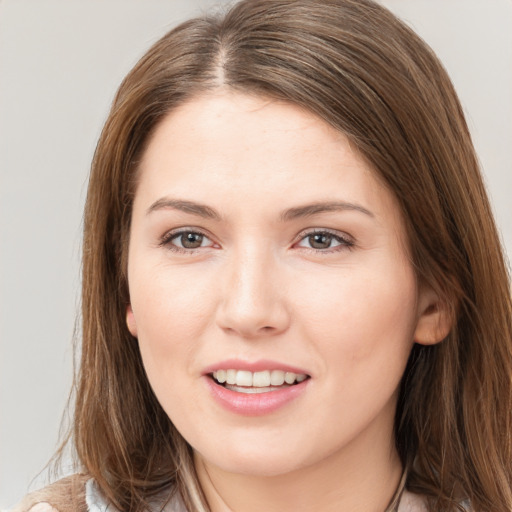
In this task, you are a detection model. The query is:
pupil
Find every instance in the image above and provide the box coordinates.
[182,233,203,248]
[310,233,331,249]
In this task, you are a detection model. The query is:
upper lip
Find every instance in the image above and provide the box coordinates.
[202,359,310,376]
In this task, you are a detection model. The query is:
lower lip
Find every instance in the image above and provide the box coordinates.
[204,376,310,416]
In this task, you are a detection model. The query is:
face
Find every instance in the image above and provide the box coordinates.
[126,92,441,478]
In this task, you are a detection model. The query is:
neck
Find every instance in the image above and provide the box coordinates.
[194,423,403,512]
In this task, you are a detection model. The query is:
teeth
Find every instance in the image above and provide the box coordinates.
[252,370,270,387]
[212,369,308,387]
[236,370,252,387]
[224,385,286,394]
[270,370,285,386]
[226,369,237,385]
[285,372,297,384]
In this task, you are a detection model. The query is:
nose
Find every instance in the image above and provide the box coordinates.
[215,246,290,339]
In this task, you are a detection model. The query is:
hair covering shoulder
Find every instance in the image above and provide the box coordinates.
[9,475,89,512]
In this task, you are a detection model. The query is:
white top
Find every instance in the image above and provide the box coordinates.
[85,478,430,512]
[86,479,188,512]
[11,478,471,512]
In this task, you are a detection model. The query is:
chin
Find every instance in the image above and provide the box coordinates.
[194,437,316,478]
[208,454,305,478]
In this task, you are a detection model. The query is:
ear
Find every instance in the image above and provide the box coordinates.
[413,286,452,346]
[126,304,138,337]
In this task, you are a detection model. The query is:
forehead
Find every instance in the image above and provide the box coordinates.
[135,91,402,230]
[142,92,351,163]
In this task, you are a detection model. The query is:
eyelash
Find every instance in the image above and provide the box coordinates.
[159,228,355,255]
[295,228,355,253]
[159,228,215,255]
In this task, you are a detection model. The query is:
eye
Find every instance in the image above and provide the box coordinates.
[160,229,215,252]
[295,230,354,252]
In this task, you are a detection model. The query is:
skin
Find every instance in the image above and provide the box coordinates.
[126,91,449,512]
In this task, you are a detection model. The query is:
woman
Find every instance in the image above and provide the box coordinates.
[13,0,512,511]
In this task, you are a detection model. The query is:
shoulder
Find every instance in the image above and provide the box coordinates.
[9,474,89,512]
[398,490,473,512]
[85,478,187,512]
[11,476,186,512]
[398,489,429,512]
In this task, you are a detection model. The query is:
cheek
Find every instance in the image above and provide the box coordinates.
[129,266,216,428]
[128,263,216,374]
[289,263,417,443]
[294,262,417,368]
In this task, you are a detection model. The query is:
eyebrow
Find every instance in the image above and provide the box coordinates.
[147,198,222,220]
[280,201,374,221]
[146,198,374,221]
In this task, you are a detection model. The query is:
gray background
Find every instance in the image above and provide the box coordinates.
[1,0,511,507]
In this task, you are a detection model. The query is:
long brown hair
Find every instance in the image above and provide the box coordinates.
[71,0,512,510]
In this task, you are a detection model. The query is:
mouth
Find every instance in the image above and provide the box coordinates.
[209,369,310,394]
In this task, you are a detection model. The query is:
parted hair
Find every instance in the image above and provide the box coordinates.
[67,0,512,511]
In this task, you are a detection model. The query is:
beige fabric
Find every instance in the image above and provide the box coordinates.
[10,475,89,512]
[11,474,433,512]
[24,505,57,512]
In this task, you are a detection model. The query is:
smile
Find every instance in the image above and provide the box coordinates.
[212,369,308,393]
[206,371,311,415]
